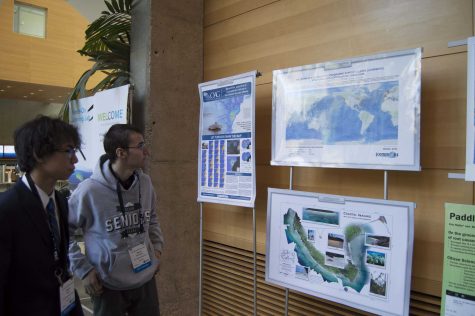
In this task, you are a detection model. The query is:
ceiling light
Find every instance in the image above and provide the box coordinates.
[6,86,11,88]
[29,92,35,95]
[37,89,44,92]
[0,89,4,92]
[23,96,28,98]
[58,95,62,98]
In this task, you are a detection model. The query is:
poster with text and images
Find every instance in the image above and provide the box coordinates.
[197,71,256,207]
[69,84,129,185]
[266,188,415,316]
[271,48,421,170]
[441,203,475,316]
[466,37,475,181]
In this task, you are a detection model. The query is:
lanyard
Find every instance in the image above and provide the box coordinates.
[116,173,144,238]
[25,174,65,284]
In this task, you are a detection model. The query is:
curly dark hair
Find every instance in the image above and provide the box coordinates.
[103,124,143,163]
[14,115,81,173]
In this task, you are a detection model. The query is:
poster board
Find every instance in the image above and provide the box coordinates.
[271,48,422,170]
[69,84,129,185]
[266,188,415,316]
[441,203,475,315]
[197,71,256,207]
[466,37,475,181]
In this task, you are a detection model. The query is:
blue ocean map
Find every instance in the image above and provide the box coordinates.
[285,81,399,145]
[202,95,244,135]
[284,208,370,292]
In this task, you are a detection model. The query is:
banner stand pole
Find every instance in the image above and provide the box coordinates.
[199,202,203,316]
[127,84,134,124]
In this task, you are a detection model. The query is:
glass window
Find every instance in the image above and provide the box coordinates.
[13,2,47,38]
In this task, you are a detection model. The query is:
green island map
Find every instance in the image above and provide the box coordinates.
[284,208,370,292]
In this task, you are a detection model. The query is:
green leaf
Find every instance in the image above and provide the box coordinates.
[63,0,132,122]
[105,1,115,13]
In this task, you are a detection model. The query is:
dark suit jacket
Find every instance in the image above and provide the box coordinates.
[0,180,83,316]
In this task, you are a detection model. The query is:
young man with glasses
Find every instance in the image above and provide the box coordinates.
[68,124,164,316]
[0,115,84,316]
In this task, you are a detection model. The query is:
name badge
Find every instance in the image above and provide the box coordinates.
[128,243,152,273]
[60,278,76,316]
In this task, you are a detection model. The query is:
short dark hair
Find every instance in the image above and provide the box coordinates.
[14,115,81,173]
[103,124,143,162]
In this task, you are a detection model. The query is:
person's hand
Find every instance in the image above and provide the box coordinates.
[154,250,161,275]
[83,269,103,297]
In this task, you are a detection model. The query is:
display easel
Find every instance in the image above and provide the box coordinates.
[198,72,261,316]
[281,167,390,315]
[199,202,258,316]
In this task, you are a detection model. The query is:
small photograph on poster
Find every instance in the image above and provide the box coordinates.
[295,265,309,280]
[227,156,240,172]
[366,250,386,268]
[242,139,251,149]
[370,272,388,298]
[303,207,339,226]
[327,233,345,249]
[227,139,240,154]
[201,142,208,149]
[365,234,391,249]
[242,152,252,162]
[307,229,316,242]
[325,251,346,269]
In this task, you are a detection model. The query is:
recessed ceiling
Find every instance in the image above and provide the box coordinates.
[0,79,73,104]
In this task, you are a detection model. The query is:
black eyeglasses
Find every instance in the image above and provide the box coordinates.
[56,147,86,160]
[126,142,146,150]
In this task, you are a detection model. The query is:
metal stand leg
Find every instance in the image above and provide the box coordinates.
[199,203,203,316]
[253,207,257,315]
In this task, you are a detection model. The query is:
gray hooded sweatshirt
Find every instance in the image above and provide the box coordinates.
[68,159,164,290]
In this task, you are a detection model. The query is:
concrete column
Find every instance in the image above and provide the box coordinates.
[131,0,203,314]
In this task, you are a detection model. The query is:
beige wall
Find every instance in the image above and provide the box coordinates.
[202,0,473,313]
[0,0,98,88]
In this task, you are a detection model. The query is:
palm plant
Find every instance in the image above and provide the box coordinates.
[60,0,132,120]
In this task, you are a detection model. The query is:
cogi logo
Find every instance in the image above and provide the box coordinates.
[375,151,398,158]
[204,91,222,99]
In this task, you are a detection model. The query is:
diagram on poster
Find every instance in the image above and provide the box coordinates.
[266,188,414,315]
[197,71,256,207]
[466,37,475,181]
[271,48,421,170]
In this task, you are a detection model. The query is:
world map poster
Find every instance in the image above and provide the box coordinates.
[271,48,421,170]
[265,188,414,316]
[197,71,256,207]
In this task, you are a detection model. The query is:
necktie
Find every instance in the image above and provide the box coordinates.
[46,198,61,255]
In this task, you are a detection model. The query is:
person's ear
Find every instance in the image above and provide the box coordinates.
[115,147,128,159]
[33,150,44,164]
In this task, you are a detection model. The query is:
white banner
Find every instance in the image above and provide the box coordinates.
[266,188,415,316]
[197,71,256,207]
[272,48,421,170]
[69,85,129,184]
[466,37,475,181]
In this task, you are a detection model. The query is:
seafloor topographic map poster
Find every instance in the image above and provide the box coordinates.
[266,188,415,315]
[466,37,475,181]
[197,71,256,207]
[271,48,421,170]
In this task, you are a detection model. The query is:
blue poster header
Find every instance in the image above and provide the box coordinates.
[202,132,251,140]
[202,82,251,102]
